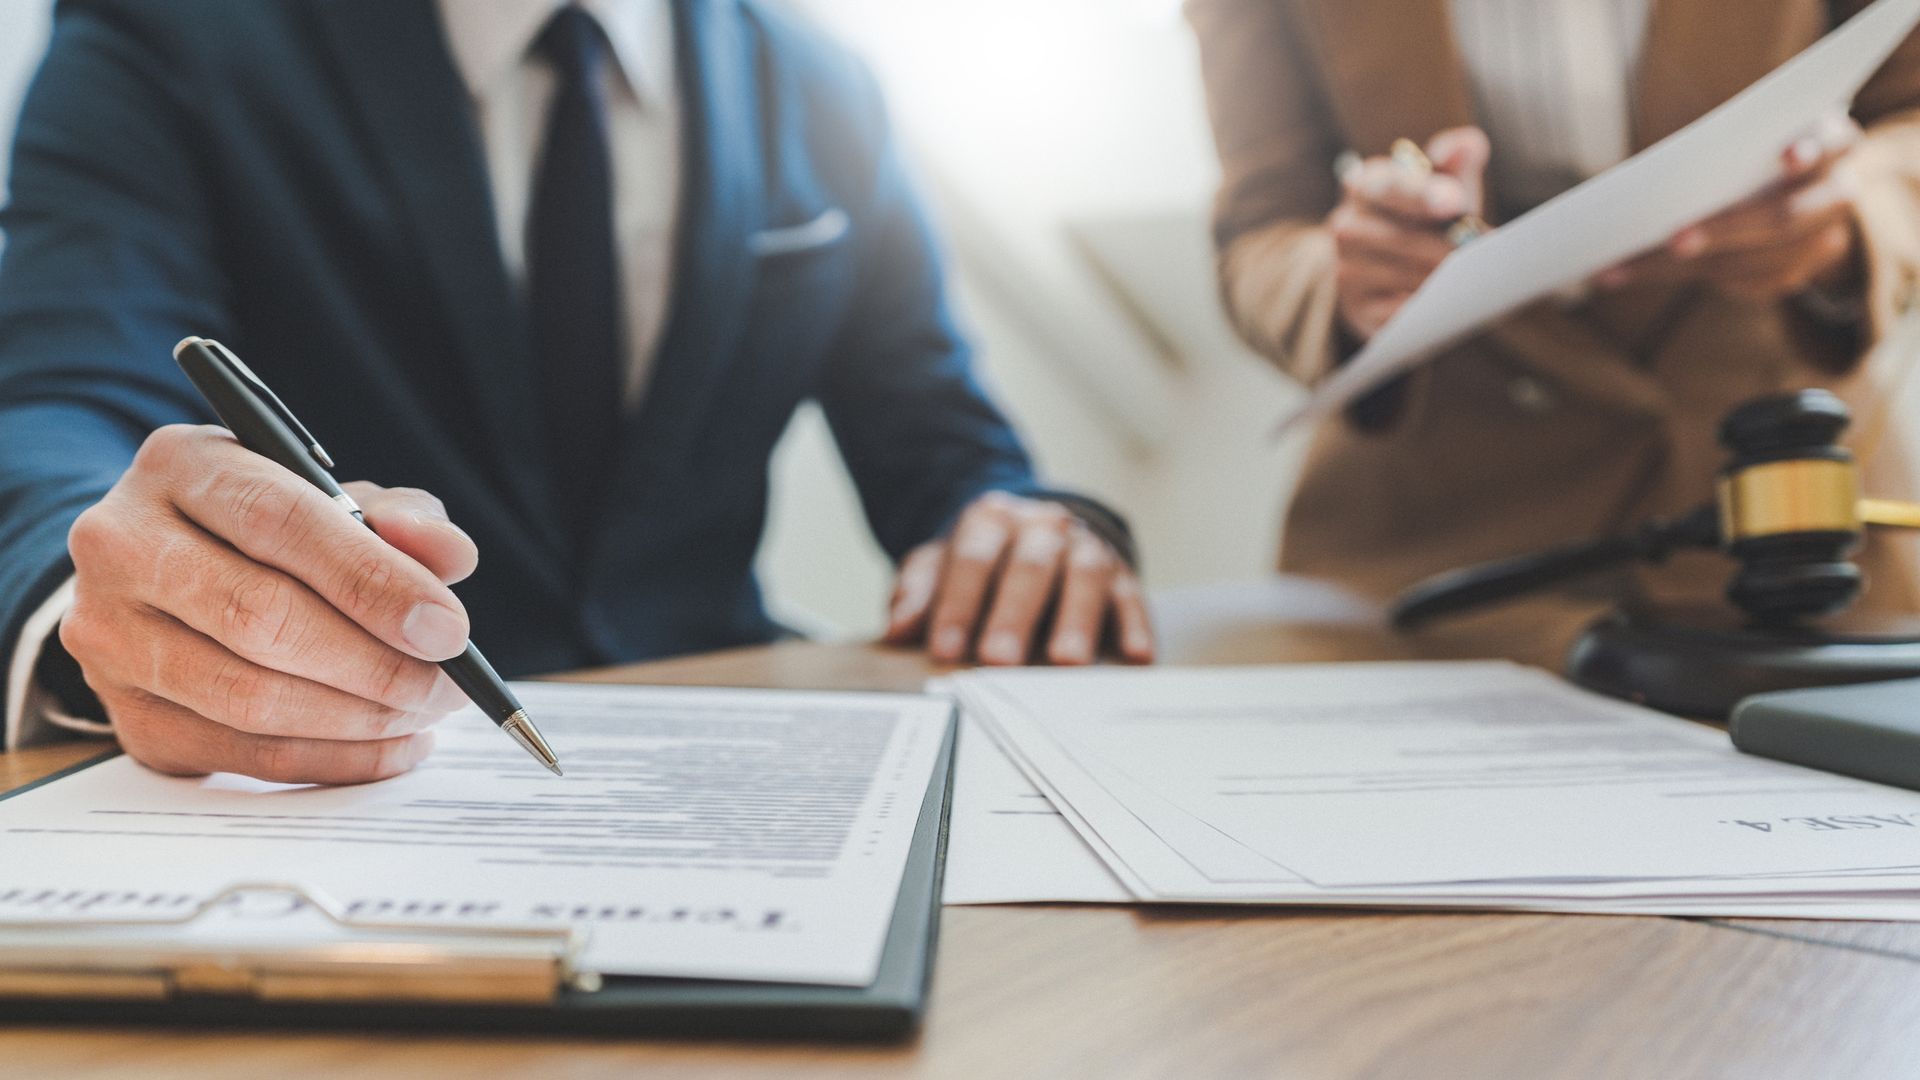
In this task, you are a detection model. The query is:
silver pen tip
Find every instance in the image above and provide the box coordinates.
[500,709,563,776]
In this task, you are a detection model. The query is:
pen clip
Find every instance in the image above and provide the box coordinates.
[190,337,337,470]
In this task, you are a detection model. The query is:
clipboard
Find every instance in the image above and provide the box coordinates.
[0,712,956,1040]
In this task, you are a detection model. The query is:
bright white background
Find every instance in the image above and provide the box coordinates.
[0,0,1303,639]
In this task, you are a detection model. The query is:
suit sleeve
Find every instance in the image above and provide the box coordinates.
[1834,1,1920,353]
[811,71,1130,562]
[1185,0,1348,387]
[0,2,227,722]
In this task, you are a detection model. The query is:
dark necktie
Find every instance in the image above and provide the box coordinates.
[528,6,624,531]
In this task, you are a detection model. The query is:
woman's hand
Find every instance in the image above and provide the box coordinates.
[1329,127,1492,341]
[1597,111,1864,303]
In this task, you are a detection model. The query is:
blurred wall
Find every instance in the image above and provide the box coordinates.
[0,1,49,198]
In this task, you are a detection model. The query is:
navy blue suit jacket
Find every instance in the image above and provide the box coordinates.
[0,0,1087,698]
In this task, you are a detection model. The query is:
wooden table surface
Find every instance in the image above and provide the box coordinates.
[6,581,1920,1080]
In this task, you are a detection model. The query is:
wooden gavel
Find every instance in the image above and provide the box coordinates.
[1392,390,1920,630]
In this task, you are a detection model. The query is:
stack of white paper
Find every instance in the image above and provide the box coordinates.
[945,663,1920,920]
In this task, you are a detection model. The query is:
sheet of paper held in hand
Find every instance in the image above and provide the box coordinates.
[0,683,951,986]
[951,663,1920,919]
[1284,0,1920,431]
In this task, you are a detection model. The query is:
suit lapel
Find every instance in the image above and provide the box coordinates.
[615,0,764,478]
[1301,0,1477,157]
[309,0,565,556]
[1631,0,1825,149]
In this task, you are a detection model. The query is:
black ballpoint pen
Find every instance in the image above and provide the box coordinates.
[172,336,562,776]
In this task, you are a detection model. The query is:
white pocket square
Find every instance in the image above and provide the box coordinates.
[748,207,850,257]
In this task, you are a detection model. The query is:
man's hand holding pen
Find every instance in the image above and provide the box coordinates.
[1327,126,1493,342]
[61,424,479,785]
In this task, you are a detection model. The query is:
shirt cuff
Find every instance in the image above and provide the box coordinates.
[1027,491,1137,570]
[4,576,109,752]
[1794,275,1870,328]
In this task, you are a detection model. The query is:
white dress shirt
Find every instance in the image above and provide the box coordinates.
[3,0,680,750]
[1448,0,1652,214]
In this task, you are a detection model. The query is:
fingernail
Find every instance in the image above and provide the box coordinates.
[403,601,468,659]
[933,626,968,659]
[1672,230,1707,258]
[982,631,1021,665]
[1425,187,1461,217]
[1052,631,1091,663]
[955,527,1008,561]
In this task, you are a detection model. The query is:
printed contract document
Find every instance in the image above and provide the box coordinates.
[952,664,1920,919]
[0,683,952,986]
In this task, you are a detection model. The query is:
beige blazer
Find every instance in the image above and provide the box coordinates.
[1188,0,1920,637]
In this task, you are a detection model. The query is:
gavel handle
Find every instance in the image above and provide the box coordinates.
[1861,499,1920,531]
[1389,506,1721,631]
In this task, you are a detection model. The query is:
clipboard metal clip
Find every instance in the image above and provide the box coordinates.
[0,882,600,1005]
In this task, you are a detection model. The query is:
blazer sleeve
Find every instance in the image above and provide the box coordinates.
[1185,0,1348,386]
[1835,1,1920,351]
[0,2,228,715]
[811,69,1130,561]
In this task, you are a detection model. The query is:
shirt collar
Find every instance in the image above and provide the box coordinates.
[436,0,674,108]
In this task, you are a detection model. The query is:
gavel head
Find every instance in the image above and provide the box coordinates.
[1716,390,1865,624]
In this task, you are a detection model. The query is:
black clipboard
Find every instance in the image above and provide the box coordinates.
[0,709,956,1041]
